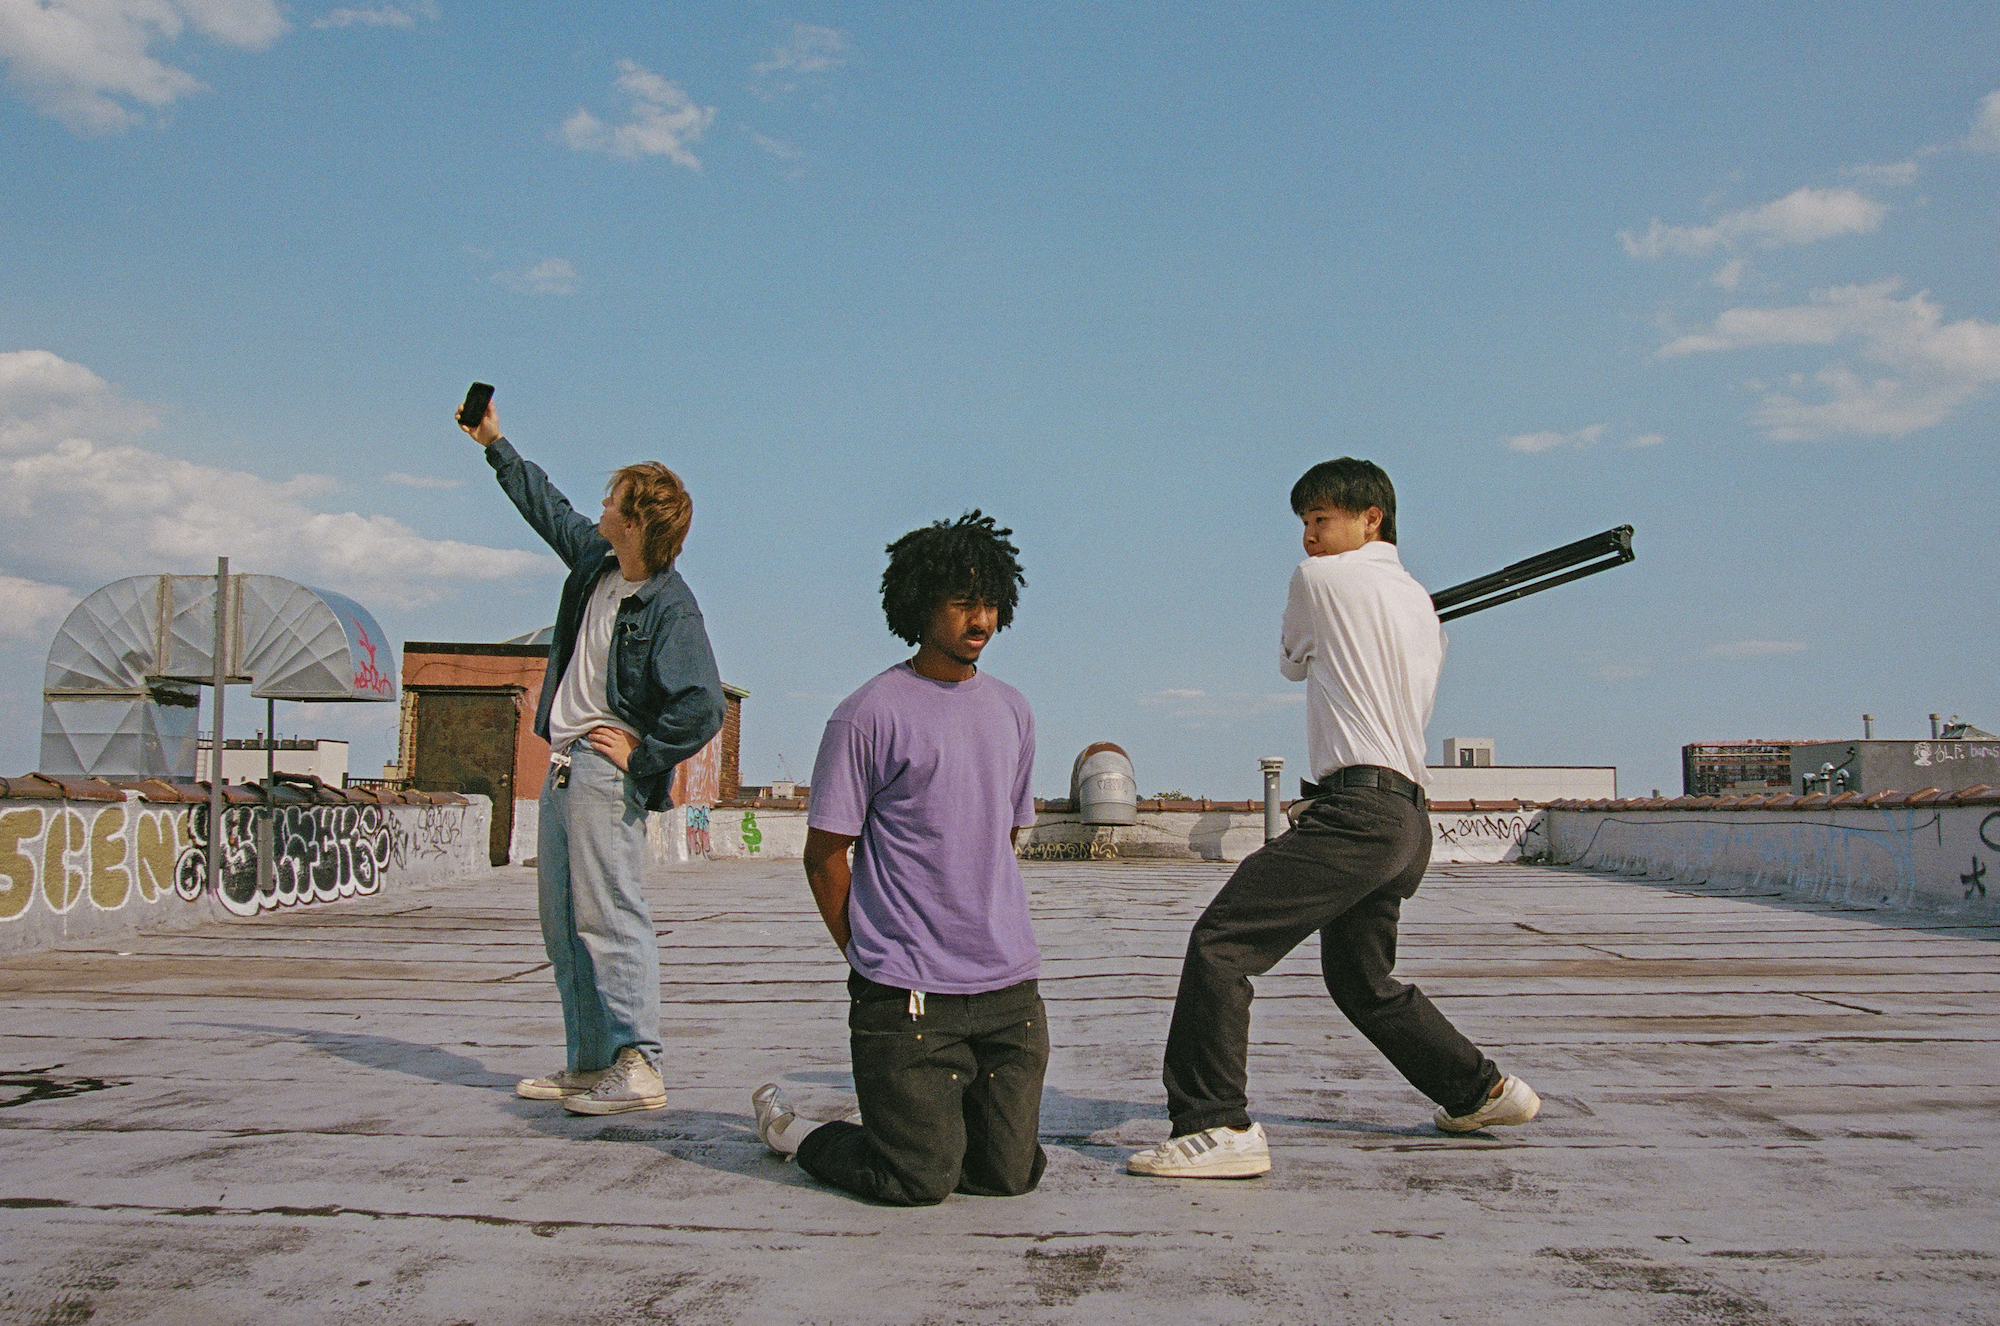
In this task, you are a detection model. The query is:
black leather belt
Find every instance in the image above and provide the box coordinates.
[1300,765,1428,810]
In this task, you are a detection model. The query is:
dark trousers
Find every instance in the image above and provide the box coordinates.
[796,973,1049,1207]
[1161,787,1500,1136]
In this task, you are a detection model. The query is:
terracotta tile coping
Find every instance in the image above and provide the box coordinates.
[0,774,469,808]
[1543,784,1998,812]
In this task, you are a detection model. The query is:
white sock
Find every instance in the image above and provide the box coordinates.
[770,1114,826,1156]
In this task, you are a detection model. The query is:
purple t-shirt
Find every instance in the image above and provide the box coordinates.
[808,662,1039,995]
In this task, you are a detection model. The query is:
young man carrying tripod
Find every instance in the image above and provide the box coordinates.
[1128,458,1539,1179]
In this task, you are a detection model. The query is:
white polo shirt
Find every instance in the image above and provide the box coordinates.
[1279,540,1444,786]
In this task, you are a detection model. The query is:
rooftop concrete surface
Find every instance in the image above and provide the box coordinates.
[2,856,1996,1324]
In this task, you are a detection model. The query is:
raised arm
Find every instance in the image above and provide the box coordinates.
[457,399,608,569]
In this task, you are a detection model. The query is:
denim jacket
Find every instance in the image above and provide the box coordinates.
[486,437,726,812]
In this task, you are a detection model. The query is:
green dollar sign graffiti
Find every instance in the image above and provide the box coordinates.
[741,812,762,854]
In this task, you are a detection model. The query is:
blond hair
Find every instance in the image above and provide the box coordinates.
[609,462,693,577]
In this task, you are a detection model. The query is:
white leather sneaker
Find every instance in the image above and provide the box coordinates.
[752,1082,798,1154]
[1126,1122,1271,1178]
[562,1047,667,1115]
[1435,1076,1541,1133]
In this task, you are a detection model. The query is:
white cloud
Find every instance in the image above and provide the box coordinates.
[751,22,847,95]
[312,2,438,30]
[0,349,159,452]
[1505,424,1604,454]
[492,257,578,295]
[382,471,464,490]
[1841,159,1919,186]
[745,129,804,179]
[0,350,556,609]
[1659,279,2000,438]
[1966,90,2000,153]
[1707,640,1809,659]
[0,0,286,132]
[561,59,715,169]
[0,573,78,640]
[1137,688,1302,727]
[1620,187,1886,259]
[1712,257,1747,291]
[1627,432,1664,449]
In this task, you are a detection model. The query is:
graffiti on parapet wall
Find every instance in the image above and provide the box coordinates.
[686,805,711,859]
[1430,811,1541,863]
[741,811,762,854]
[0,798,480,927]
[403,805,466,860]
[174,804,400,917]
[1433,813,1534,847]
[0,804,188,922]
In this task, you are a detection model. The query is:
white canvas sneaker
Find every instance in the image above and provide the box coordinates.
[1434,1076,1541,1133]
[562,1047,667,1115]
[1126,1122,1271,1178]
[515,1067,607,1100]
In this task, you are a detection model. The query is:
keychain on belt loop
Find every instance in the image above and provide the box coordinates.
[907,990,925,1020]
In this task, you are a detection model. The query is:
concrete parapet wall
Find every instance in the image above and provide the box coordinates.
[648,804,811,864]
[1544,795,2000,920]
[1027,803,1547,864]
[1023,808,1266,861]
[0,792,492,952]
[641,801,1547,866]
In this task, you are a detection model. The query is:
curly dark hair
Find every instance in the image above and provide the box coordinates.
[880,510,1026,647]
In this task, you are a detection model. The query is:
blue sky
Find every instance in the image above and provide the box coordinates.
[2,2,1996,799]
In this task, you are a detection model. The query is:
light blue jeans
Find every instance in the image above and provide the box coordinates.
[537,744,662,1070]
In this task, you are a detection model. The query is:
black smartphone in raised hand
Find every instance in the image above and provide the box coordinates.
[459,381,495,431]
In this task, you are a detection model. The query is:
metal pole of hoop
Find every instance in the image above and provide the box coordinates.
[207,557,230,899]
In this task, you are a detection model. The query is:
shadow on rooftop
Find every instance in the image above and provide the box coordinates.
[1535,865,2000,939]
[190,1026,1447,1185]
[202,1021,821,1188]
[192,1023,517,1087]
[508,1100,820,1190]
[1038,1083,1440,1149]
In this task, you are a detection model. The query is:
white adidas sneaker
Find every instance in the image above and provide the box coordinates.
[1126,1122,1271,1178]
[1434,1076,1541,1133]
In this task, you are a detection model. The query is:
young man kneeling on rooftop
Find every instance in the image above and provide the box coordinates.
[753,513,1047,1206]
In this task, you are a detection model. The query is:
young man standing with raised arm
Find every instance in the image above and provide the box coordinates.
[1127,458,1539,1179]
[459,396,725,1116]
[752,512,1047,1207]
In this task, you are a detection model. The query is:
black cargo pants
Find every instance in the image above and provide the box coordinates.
[1161,786,1500,1136]
[796,973,1049,1206]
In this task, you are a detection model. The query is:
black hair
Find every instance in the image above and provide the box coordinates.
[880,510,1026,646]
[1289,458,1398,544]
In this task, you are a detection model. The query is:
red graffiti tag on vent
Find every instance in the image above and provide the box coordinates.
[351,621,394,698]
